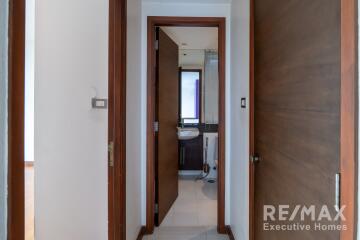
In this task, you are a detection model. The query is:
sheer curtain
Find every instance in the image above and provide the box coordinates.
[204,50,219,124]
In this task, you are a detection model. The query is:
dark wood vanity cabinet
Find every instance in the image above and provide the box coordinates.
[179,136,203,170]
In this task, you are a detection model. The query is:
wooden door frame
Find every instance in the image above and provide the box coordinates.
[146,16,227,234]
[7,0,127,239]
[249,0,255,239]
[108,0,127,239]
[339,0,358,239]
[8,0,26,239]
[249,0,358,240]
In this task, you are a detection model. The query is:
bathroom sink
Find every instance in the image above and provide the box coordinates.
[177,127,200,140]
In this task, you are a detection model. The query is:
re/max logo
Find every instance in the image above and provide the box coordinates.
[263,205,346,222]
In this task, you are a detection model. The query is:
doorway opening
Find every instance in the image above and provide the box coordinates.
[146,17,227,238]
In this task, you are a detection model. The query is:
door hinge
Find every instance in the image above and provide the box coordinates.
[154,121,159,133]
[155,40,159,50]
[108,141,114,167]
[155,203,159,214]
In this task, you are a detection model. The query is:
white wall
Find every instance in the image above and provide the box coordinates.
[25,0,35,163]
[126,0,143,239]
[33,0,250,239]
[35,0,109,239]
[229,0,250,239]
[204,51,219,124]
[0,0,8,238]
[140,1,232,225]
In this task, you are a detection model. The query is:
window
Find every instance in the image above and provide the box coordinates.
[180,70,201,124]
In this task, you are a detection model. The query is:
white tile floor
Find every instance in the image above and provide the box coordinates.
[143,177,229,240]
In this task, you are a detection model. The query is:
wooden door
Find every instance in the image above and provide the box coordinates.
[254,0,341,239]
[155,28,179,226]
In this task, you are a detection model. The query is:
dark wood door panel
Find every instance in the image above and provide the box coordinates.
[255,66,340,112]
[255,140,337,204]
[255,109,339,165]
[156,28,179,226]
[254,0,341,239]
[255,147,338,240]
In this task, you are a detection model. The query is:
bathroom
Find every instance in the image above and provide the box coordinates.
[178,48,219,182]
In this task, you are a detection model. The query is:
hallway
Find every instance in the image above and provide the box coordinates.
[143,178,229,240]
[1,0,357,239]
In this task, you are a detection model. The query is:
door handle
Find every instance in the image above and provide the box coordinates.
[335,173,340,209]
[250,154,260,164]
[182,147,186,165]
[180,146,186,165]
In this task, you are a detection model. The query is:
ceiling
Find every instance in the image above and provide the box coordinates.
[179,49,205,66]
[161,27,218,50]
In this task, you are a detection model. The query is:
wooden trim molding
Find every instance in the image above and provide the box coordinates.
[8,0,26,239]
[340,0,357,239]
[225,226,235,240]
[249,0,255,240]
[146,17,156,234]
[146,16,226,234]
[136,226,147,240]
[108,0,127,239]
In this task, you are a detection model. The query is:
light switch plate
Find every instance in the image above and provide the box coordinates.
[92,98,108,109]
[241,98,246,108]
